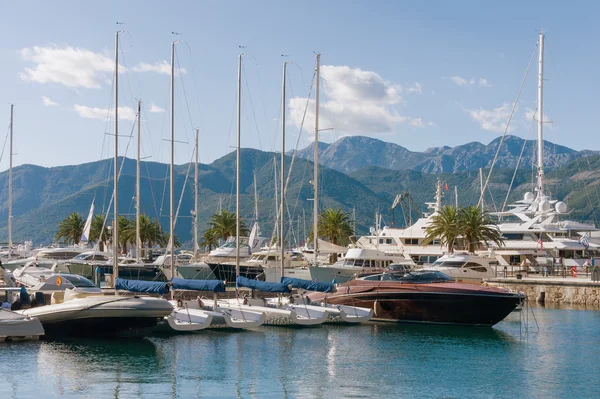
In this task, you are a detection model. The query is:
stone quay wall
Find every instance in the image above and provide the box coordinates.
[486,278,600,308]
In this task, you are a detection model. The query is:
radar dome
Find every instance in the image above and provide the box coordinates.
[524,192,535,202]
[555,201,568,214]
[539,200,551,212]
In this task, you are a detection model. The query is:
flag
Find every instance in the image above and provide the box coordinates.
[579,233,590,249]
[444,183,449,191]
[538,235,544,250]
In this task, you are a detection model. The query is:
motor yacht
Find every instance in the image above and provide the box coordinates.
[309,248,415,283]
[421,252,498,282]
[308,270,524,326]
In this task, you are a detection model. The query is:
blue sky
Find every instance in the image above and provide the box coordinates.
[1,0,599,170]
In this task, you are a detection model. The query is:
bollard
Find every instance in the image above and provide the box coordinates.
[536,291,545,304]
[95,266,102,287]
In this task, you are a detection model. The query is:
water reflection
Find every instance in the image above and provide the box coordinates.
[36,338,160,398]
[2,310,599,399]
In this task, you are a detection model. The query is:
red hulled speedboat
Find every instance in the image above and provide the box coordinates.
[308,271,524,327]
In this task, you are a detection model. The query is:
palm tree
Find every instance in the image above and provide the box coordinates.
[89,214,110,251]
[458,206,504,252]
[423,205,459,253]
[309,208,354,246]
[55,213,84,244]
[117,216,135,255]
[159,232,181,249]
[200,228,219,252]
[138,215,163,256]
[208,210,249,241]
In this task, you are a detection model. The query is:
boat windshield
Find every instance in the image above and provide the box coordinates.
[62,275,97,288]
[432,260,465,268]
[362,270,452,283]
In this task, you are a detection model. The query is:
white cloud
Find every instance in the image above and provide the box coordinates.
[149,103,165,113]
[288,65,425,134]
[41,96,58,106]
[20,45,122,89]
[525,107,551,124]
[448,76,492,88]
[467,103,515,133]
[133,61,186,75]
[74,104,136,121]
[478,78,491,88]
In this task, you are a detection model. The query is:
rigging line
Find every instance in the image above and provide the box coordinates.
[247,54,270,145]
[241,61,263,150]
[0,125,10,165]
[501,117,536,212]
[97,122,139,251]
[118,37,139,117]
[100,68,117,216]
[175,49,197,152]
[284,70,316,195]
[181,41,205,134]
[478,41,538,208]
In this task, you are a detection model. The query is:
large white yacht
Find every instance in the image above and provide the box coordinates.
[309,248,414,283]
[421,252,498,282]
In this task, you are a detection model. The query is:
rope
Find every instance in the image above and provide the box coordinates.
[478,42,538,208]
[501,116,535,212]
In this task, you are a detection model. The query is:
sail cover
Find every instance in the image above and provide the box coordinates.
[115,278,169,295]
[281,277,335,293]
[172,277,225,293]
[236,276,291,293]
[79,198,95,245]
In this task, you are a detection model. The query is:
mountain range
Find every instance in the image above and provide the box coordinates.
[0,135,599,247]
[293,135,597,174]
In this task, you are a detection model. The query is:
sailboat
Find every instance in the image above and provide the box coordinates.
[490,31,599,271]
[115,43,266,333]
[15,32,174,339]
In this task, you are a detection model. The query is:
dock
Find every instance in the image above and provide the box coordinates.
[486,275,600,307]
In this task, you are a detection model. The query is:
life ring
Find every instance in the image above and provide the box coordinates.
[570,267,577,278]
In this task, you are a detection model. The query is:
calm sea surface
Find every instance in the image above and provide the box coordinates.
[1,306,599,399]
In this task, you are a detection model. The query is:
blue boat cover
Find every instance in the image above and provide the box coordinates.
[236,276,291,293]
[172,278,225,293]
[115,278,169,295]
[280,277,335,293]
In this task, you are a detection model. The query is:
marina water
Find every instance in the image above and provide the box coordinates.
[1,306,599,398]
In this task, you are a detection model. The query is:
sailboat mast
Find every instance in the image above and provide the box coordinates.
[8,104,13,256]
[313,53,320,264]
[280,61,288,277]
[479,168,484,210]
[236,53,244,278]
[136,100,141,263]
[113,31,120,288]
[170,40,176,287]
[194,128,199,258]
[536,31,545,197]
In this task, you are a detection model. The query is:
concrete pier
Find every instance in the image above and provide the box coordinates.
[486,276,600,308]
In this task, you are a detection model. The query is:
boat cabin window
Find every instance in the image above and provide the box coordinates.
[503,234,524,241]
[509,255,521,265]
[464,262,488,273]
[386,239,393,245]
[405,238,419,245]
[432,261,464,268]
[62,275,97,288]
